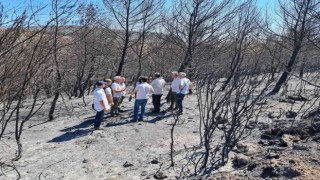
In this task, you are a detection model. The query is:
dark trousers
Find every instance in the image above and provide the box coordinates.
[170,92,177,109]
[111,97,120,114]
[152,94,162,112]
[94,110,105,128]
[118,96,125,107]
[176,93,185,113]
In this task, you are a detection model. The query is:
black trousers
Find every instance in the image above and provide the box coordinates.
[152,94,162,112]
[170,92,177,109]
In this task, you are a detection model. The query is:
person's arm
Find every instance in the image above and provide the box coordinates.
[106,94,114,106]
[113,89,125,93]
[97,93,109,112]
[188,82,193,90]
[131,88,138,98]
[99,100,109,112]
[150,87,155,94]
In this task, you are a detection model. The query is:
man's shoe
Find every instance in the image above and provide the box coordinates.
[138,118,143,122]
[111,114,117,117]
[130,119,138,123]
[94,126,104,130]
[151,110,160,114]
[115,113,120,116]
[176,111,183,115]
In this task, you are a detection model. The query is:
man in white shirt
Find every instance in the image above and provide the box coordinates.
[118,76,126,112]
[111,76,126,117]
[176,72,193,114]
[130,76,154,122]
[150,73,166,113]
[169,71,180,110]
[93,81,110,130]
[104,79,114,107]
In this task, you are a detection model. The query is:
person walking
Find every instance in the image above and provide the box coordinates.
[169,71,180,110]
[150,72,166,113]
[111,76,125,117]
[176,72,193,114]
[130,76,154,122]
[93,81,110,130]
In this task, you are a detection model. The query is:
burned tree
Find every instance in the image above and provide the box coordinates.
[269,0,320,94]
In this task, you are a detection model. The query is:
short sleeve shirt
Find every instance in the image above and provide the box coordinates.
[151,78,166,95]
[94,88,110,111]
[171,78,181,92]
[105,87,112,95]
[178,78,191,95]
[111,82,122,98]
[135,83,153,100]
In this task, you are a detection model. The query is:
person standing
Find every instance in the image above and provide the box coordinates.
[150,72,166,113]
[169,71,180,110]
[104,79,114,107]
[111,76,125,117]
[118,76,126,112]
[176,72,193,114]
[93,81,110,130]
[130,76,154,122]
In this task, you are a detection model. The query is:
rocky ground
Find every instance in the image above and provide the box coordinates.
[1,85,320,179]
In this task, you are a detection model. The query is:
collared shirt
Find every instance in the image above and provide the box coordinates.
[151,78,166,95]
[94,88,110,111]
[171,78,180,92]
[111,82,122,98]
[135,83,153,100]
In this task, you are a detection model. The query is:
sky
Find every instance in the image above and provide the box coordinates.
[1,0,278,23]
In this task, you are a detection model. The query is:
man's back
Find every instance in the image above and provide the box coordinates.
[136,83,153,100]
[151,78,165,95]
[179,78,191,94]
[171,78,181,92]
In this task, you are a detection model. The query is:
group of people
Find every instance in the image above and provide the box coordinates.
[92,71,193,130]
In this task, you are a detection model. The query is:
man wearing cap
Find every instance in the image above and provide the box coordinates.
[150,72,166,113]
[93,81,110,130]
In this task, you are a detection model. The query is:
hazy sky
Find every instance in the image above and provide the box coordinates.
[1,0,278,22]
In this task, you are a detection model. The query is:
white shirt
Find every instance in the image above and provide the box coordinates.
[135,83,153,100]
[151,78,166,95]
[105,87,112,95]
[178,78,191,94]
[171,78,180,92]
[93,88,110,111]
[111,82,122,98]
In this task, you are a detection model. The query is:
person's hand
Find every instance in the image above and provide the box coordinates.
[111,102,114,106]
[104,108,109,112]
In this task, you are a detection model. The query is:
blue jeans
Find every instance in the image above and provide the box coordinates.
[176,94,185,113]
[94,110,105,128]
[134,99,148,121]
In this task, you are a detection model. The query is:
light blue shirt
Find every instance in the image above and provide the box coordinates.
[178,78,191,94]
